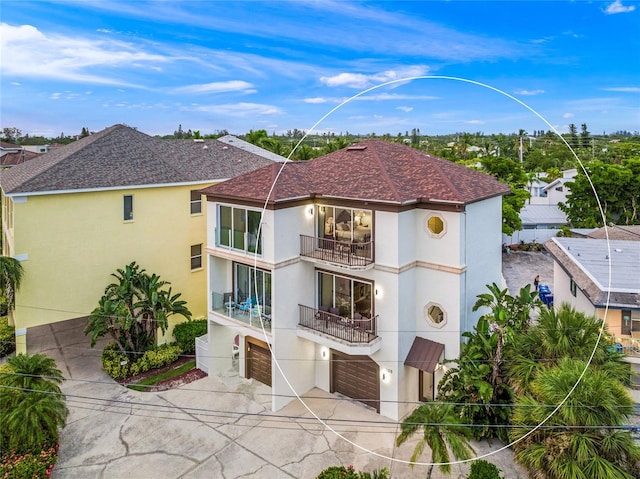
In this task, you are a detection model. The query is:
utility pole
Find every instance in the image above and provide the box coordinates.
[519,135,523,163]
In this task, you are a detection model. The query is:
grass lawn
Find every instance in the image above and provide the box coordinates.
[127,359,196,392]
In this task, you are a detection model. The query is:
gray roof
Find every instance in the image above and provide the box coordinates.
[520,204,568,226]
[217,135,287,163]
[0,125,275,195]
[587,225,640,241]
[545,237,640,309]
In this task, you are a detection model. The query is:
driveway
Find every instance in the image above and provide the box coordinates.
[23,317,530,479]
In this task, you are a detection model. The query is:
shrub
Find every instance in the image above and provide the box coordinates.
[101,342,182,379]
[173,319,207,354]
[467,459,504,479]
[128,343,181,376]
[0,444,58,478]
[0,316,16,357]
[316,466,389,479]
[101,343,131,379]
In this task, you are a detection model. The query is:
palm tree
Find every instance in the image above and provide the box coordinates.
[396,403,475,479]
[0,256,24,316]
[0,353,68,452]
[510,358,640,479]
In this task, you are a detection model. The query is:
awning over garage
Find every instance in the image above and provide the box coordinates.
[404,337,445,373]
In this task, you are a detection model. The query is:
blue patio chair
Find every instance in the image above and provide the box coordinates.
[238,296,257,315]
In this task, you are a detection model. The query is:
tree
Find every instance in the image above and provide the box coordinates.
[0,353,68,453]
[0,256,24,317]
[84,262,191,357]
[1,127,22,143]
[396,403,475,479]
[510,358,640,479]
[567,123,579,149]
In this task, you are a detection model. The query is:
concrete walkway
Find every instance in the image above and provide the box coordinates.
[26,317,529,478]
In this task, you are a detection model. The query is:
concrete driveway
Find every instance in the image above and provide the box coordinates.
[26,317,528,479]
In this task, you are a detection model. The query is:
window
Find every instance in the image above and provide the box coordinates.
[234,263,272,316]
[424,302,447,328]
[190,244,202,270]
[570,278,577,297]
[316,205,372,245]
[217,205,262,254]
[317,271,372,318]
[426,214,446,237]
[123,195,133,221]
[190,190,202,215]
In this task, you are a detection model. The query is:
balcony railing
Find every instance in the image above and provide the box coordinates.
[610,336,640,358]
[211,291,271,331]
[300,235,373,268]
[298,304,377,343]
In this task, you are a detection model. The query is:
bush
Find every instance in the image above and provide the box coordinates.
[467,459,504,479]
[316,466,389,479]
[173,319,207,354]
[128,343,181,376]
[0,445,58,478]
[0,316,16,357]
[101,342,182,379]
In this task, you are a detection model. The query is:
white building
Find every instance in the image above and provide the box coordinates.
[199,140,510,420]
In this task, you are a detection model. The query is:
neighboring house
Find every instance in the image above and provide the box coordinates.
[541,168,577,206]
[587,224,640,241]
[199,139,510,420]
[0,142,41,168]
[526,176,549,204]
[503,204,568,245]
[0,124,276,353]
[544,237,640,362]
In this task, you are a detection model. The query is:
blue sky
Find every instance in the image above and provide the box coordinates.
[1,1,639,138]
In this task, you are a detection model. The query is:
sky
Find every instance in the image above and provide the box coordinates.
[1,0,639,139]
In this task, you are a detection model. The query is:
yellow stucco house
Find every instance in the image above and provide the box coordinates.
[0,124,277,352]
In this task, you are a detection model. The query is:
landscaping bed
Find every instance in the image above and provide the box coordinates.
[118,356,207,392]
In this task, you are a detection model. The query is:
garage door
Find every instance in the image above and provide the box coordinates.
[331,351,379,412]
[246,337,272,386]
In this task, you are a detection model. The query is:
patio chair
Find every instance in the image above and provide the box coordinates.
[238,297,257,315]
[232,334,240,357]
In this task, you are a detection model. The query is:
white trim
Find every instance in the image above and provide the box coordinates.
[14,253,28,261]
[12,196,27,203]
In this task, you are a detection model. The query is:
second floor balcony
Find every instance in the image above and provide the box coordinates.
[298,304,378,344]
[210,291,271,332]
[300,234,373,269]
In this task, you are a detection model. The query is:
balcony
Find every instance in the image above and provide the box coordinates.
[210,291,271,332]
[610,335,640,361]
[298,304,378,344]
[299,235,373,269]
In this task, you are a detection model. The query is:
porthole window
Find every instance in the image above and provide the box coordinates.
[425,214,446,237]
[424,302,447,328]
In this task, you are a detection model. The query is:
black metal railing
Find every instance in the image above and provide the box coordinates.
[298,304,377,343]
[299,235,373,268]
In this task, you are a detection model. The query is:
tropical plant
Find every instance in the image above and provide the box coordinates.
[510,358,640,479]
[173,318,207,354]
[0,353,68,453]
[396,403,475,479]
[84,262,191,358]
[0,256,24,317]
[467,459,504,479]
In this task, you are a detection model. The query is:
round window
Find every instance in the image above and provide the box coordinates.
[424,302,447,328]
[425,214,446,237]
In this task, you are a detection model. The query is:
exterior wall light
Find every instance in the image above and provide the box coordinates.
[321,347,329,360]
[381,368,392,383]
[307,206,314,217]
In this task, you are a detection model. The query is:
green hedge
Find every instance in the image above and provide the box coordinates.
[173,319,207,354]
[101,343,182,380]
[467,460,504,479]
[0,317,16,357]
[316,466,389,479]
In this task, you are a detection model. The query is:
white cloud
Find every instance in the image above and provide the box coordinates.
[320,66,430,89]
[464,120,485,125]
[172,80,255,94]
[0,23,170,86]
[50,92,61,100]
[397,106,413,112]
[563,112,574,119]
[10,81,20,86]
[182,102,283,116]
[604,0,636,14]
[303,97,327,104]
[601,86,640,92]
[514,89,545,96]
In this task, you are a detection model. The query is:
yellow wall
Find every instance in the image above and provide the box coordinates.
[8,184,210,352]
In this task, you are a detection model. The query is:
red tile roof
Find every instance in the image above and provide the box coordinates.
[202,139,510,206]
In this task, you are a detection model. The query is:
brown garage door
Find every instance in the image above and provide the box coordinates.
[331,351,379,412]
[246,337,272,386]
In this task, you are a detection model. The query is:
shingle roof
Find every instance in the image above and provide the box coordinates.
[217,135,287,163]
[545,237,640,309]
[201,139,510,206]
[587,225,640,241]
[0,149,40,167]
[0,124,275,195]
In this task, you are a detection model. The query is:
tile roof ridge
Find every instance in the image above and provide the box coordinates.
[366,140,404,203]
[420,151,465,203]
